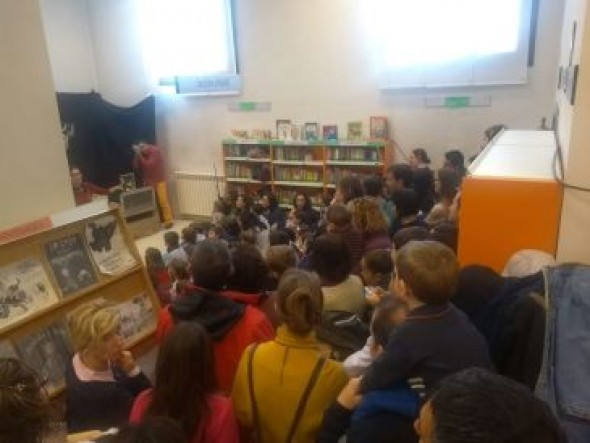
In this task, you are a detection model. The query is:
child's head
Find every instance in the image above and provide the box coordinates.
[229,244,269,294]
[207,225,224,240]
[164,231,180,250]
[191,240,231,291]
[393,240,458,306]
[181,227,195,245]
[310,234,352,285]
[168,257,190,281]
[145,247,165,271]
[370,296,408,356]
[361,249,393,289]
[266,245,297,279]
[363,175,384,198]
[326,204,352,232]
[393,226,430,251]
[269,229,291,246]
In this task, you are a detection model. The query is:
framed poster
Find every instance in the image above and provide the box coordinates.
[0,257,58,331]
[116,293,156,346]
[44,234,97,296]
[14,320,73,394]
[85,215,137,275]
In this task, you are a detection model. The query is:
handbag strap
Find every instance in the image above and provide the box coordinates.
[247,343,262,442]
[285,356,327,443]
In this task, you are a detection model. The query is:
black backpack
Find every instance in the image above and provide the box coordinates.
[316,311,370,361]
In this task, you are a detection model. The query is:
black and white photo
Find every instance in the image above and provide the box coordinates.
[45,234,98,296]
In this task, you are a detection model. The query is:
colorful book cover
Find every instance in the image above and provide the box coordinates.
[323,125,338,141]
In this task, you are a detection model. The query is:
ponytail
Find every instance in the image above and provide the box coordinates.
[277,270,323,336]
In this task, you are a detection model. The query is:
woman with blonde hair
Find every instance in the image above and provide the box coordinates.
[352,197,392,254]
[66,300,151,433]
[231,270,348,442]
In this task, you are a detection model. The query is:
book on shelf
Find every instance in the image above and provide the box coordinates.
[304,122,319,141]
[276,119,292,140]
[370,116,389,140]
[274,166,322,182]
[347,121,363,141]
[323,125,338,141]
[327,146,380,162]
[225,144,270,158]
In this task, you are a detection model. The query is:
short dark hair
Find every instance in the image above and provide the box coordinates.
[310,234,352,285]
[112,417,187,443]
[387,164,413,188]
[326,204,352,228]
[363,176,384,197]
[229,244,269,293]
[164,231,180,248]
[363,249,393,275]
[429,222,458,253]
[393,226,430,250]
[392,188,420,218]
[444,150,465,169]
[269,229,292,245]
[396,240,458,304]
[437,168,459,202]
[190,240,231,291]
[371,296,406,348]
[431,368,564,443]
[181,227,195,244]
[412,148,431,164]
[337,176,364,203]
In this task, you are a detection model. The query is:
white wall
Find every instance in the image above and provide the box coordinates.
[45,0,564,174]
[556,0,590,263]
[39,0,97,92]
[0,0,74,229]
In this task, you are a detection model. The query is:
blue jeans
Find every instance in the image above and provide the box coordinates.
[536,265,590,442]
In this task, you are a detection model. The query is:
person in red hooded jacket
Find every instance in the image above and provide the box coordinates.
[132,142,173,228]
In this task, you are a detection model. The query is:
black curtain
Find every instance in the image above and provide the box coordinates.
[56,93,156,188]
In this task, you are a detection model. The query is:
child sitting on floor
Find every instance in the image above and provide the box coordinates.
[343,295,407,377]
[167,257,190,301]
[360,241,493,399]
[360,249,393,291]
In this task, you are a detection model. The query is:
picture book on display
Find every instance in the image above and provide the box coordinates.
[347,121,363,141]
[323,125,338,141]
[370,116,389,140]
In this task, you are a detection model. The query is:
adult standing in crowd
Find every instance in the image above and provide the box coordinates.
[409,148,435,213]
[133,142,173,228]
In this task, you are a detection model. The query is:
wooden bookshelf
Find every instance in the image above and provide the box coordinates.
[222,139,393,206]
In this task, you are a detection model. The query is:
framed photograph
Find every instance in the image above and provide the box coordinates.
[276,119,292,140]
[347,121,363,141]
[14,320,73,394]
[290,123,303,141]
[44,234,97,296]
[323,125,338,141]
[116,293,156,346]
[85,215,137,276]
[370,116,389,140]
[0,257,58,331]
[304,122,319,141]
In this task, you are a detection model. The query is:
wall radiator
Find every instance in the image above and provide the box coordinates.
[173,171,225,217]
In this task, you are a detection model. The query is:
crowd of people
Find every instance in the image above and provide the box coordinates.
[0,142,569,443]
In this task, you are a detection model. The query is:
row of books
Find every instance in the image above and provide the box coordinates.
[273,167,322,182]
[274,147,318,161]
[328,147,381,162]
[226,163,255,179]
[224,145,270,158]
[326,168,375,184]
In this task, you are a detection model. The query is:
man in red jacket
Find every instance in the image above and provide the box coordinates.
[156,239,274,393]
[132,142,173,228]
